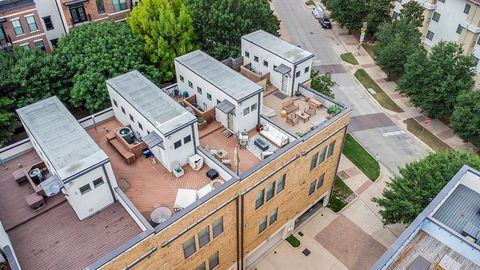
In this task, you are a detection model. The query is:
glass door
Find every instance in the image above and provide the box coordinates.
[69,5,88,24]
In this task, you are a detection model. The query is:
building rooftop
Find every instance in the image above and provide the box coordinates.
[175,50,263,102]
[242,30,314,64]
[16,96,107,181]
[107,70,196,135]
[0,0,34,13]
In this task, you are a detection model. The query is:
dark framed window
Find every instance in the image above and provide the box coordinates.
[34,40,45,51]
[255,189,264,209]
[432,12,440,22]
[129,114,134,122]
[269,208,278,225]
[184,135,191,144]
[456,25,463,34]
[319,147,327,164]
[277,174,285,193]
[96,0,106,14]
[258,216,267,233]
[179,75,184,82]
[426,30,434,41]
[26,15,38,31]
[464,4,471,14]
[138,122,143,130]
[79,183,92,195]
[209,252,219,269]
[0,25,6,40]
[196,262,206,270]
[42,16,54,30]
[11,19,24,35]
[217,99,221,104]
[251,103,257,111]
[20,44,29,49]
[245,51,250,58]
[182,237,196,259]
[188,81,193,88]
[243,107,250,115]
[93,178,104,188]
[198,226,210,248]
[296,71,301,77]
[197,86,202,94]
[212,217,223,238]
[304,66,310,73]
[112,0,127,12]
[310,152,318,171]
[266,182,275,201]
[113,99,118,107]
[308,180,317,195]
[438,0,445,3]
[316,173,325,190]
[50,38,58,47]
[121,106,126,114]
[174,140,182,149]
[69,5,88,24]
[263,60,268,67]
[327,141,335,158]
[254,56,259,62]
[207,93,212,101]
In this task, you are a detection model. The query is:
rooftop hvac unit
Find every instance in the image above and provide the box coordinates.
[118,127,134,144]
[29,168,44,185]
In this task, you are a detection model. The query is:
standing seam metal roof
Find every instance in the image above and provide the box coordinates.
[175,50,263,101]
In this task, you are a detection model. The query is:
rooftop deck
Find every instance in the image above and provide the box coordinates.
[263,91,330,136]
[88,118,218,221]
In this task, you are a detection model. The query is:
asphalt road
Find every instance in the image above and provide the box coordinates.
[271,0,429,174]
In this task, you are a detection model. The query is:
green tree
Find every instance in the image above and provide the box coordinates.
[0,97,17,147]
[451,90,480,147]
[128,0,198,80]
[310,71,335,98]
[329,0,368,33]
[374,18,422,79]
[363,0,393,37]
[373,151,480,225]
[54,21,160,113]
[399,1,424,27]
[190,0,280,59]
[398,42,475,119]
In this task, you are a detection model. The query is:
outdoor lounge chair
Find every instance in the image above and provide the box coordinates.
[286,113,299,126]
[282,98,299,114]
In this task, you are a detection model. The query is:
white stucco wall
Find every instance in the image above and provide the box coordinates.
[236,94,261,133]
[34,0,66,48]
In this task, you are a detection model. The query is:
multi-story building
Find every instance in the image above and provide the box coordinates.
[373,165,480,269]
[0,32,351,270]
[393,0,480,72]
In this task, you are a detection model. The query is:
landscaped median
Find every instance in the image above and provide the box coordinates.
[353,69,404,113]
[340,52,359,65]
[327,176,355,213]
[342,134,380,181]
[403,118,452,152]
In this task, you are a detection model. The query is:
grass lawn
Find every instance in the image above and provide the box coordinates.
[340,52,359,65]
[305,0,315,6]
[354,69,404,113]
[343,134,380,181]
[403,118,453,152]
[327,176,354,213]
[286,235,301,247]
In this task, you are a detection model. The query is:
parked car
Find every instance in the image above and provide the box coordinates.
[312,5,324,19]
[319,17,332,29]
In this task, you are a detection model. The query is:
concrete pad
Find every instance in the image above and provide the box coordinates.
[343,174,368,192]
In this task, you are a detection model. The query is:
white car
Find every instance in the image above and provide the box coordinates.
[312,5,325,19]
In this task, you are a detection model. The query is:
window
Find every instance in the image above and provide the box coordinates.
[138,122,143,130]
[129,114,134,122]
[296,71,301,77]
[184,135,191,144]
[251,103,257,111]
[197,87,202,94]
[432,12,440,22]
[464,4,471,14]
[269,208,278,225]
[113,99,118,107]
[277,174,285,193]
[121,106,126,114]
[209,252,219,269]
[212,217,223,238]
[245,51,250,58]
[304,66,309,73]
[174,140,182,149]
[188,81,193,88]
[69,6,88,24]
[243,107,250,115]
[196,262,206,270]
[255,189,264,209]
[273,65,277,69]
[112,0,127,12]
[20,44,29,49]
[456,25,463,34]
[310,152,318,171]
[50,38,58,47]
[11,19,24,35]
[96,0,106,13]
[183,237,196,259]
[42,16,54,30]
[426,30,434,41]
[25,15,38,32]
[254,56,259,62]
[327,141,335,158]
[198,226,210,248]
[474,56,480,66]
[266,182,275,201]
[309,180,317,195]
[179,75,184,82]
[438,0,445,3]
[93,178,104,188]
[259,216,267,233]
[316,173,325,189]
[477,36,480,45]
[34,40,45,51]
[263,60,268,67]
[318,147,327,164]
[217,99,221,104]
[207,93,212,101]
[79,183,91,195]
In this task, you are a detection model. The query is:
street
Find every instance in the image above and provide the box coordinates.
[271,0,429,174]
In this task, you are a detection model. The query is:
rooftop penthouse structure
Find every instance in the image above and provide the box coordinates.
[0,31,351,270]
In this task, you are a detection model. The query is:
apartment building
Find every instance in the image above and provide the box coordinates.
[373,165,480,269]
[0,32,351,270]
[393,0,480,72]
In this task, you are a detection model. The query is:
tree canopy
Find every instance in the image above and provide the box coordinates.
[398,42,475,119]
[363,0,393,37]
[451,90,480,147]
[128,0,198,81]
[373,151,480,225]
[399,1,425,27]
[54,21,160,112]
[190,0,280,59]
[310,71,335,98]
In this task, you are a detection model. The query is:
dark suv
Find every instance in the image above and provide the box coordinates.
[319,17,332,29]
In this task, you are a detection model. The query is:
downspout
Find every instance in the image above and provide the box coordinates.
[54,0,68,34]
[236,195,241,270]
[101,164,116,203]
[291,65,297,97]
[240,193,245,269]
[257,93,261,125]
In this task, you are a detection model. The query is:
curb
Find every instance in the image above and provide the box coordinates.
[327,195,358,215]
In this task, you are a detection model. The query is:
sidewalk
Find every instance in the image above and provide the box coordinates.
[318,2,477,153]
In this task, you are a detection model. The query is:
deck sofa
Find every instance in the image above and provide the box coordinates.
[260,123,289,147]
